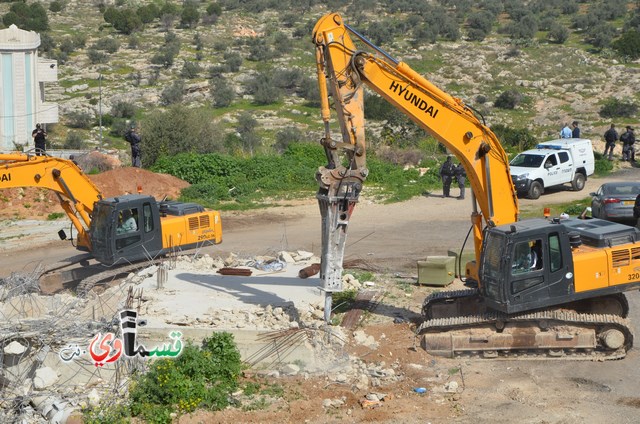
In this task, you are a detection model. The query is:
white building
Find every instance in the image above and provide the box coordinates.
[0,24,58,151]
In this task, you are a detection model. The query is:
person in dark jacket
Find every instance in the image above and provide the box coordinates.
[439,155,455,198]
[621,126,635,162]
[454,162,466,200]
[125,125,142,168]
[571,121,580,138]
[32,124,47,156]
[603,124,618,160]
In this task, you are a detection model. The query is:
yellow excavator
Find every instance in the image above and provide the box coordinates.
[313,12,639,360]
[0,153,222,271]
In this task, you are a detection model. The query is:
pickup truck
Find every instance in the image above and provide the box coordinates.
[510,138,595,199]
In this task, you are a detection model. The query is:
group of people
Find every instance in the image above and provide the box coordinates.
[560,121,580,139]
[439,155,466,200]
[31,122,142,167]
[603,124,635,162]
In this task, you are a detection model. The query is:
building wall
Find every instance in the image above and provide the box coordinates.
[0,25,58,152]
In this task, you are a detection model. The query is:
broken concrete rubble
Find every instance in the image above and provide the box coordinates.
[0,250,390,422]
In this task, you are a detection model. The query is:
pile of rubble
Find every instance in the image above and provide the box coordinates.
[0,249,399,422]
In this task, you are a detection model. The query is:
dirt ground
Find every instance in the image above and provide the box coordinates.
[2,163,640,423]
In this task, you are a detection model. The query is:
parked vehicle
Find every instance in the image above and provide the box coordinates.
[510,139,595,199]
[590,182,640,223]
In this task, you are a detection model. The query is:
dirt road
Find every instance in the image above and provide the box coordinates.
[1,165,640,423]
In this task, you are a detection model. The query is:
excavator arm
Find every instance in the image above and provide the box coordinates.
[313,13,519,306]
[0,153,103,250]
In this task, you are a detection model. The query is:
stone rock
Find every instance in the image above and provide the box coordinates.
[334,373,348,383]
[66,83,89,93]
[33,367,58,390]
[279,251,295,263]
[445,381,459,393]
[296,250,314,261]
[355,374,369,391]
[87,388,100,407]
[4,340,27,355]
[322,398,332,408]
[353,330,378,348]
[282,363,300,376]
[137,265,158,277]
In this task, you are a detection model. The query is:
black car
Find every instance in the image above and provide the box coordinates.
[590,182,640,223]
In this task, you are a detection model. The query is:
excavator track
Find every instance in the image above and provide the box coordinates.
[417,310,633,361]
[422,288,482,319]
[76,261,162,297]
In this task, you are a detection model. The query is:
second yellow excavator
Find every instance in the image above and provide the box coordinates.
[313,12,639,360]
[0,153,222,270]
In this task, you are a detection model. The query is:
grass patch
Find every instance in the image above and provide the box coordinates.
[520,196,591,219]
[331,289,358,315]
[47,212,65,220]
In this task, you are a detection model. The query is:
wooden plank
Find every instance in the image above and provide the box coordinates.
[340,290,379,330]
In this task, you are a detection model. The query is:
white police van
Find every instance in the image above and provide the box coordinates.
[510,138,595,200]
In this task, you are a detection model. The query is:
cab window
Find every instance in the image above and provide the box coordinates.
[143,203,153,233]
[512,239,543,274]
[558,151,569,164]
[549,233,562,272]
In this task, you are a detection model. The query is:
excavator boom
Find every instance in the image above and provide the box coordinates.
[0,153,102,250]
[313,12,518,296]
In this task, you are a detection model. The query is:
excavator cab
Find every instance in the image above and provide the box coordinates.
[480,217,640,315]
[90,194,163,266]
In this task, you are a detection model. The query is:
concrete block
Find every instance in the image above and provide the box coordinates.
[417,256,455,287]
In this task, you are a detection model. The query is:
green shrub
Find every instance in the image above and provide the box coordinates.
[142,106,226,166]
[161,80,185,106]
[180,2,200,28]
[494,89,523,110]
[87,48,109,64]
[66,111,94,129]
[210,77,235,108]
[612,30,640,60]
[594,154,613,176]
[2,2,49,32]
[137,3,160,23]
[180,61,202,79]
[111,101,137,119]
[64,131,85,149]
[93,37,120,53]
[84,332,242,424]
[491,124,536,152]
[599,97,638,119]
[49,1,65,13]
[548,23,570,44]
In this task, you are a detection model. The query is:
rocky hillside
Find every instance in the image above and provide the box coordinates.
[2,1,639,150]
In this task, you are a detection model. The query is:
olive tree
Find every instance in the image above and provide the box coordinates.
[143,106,226,167]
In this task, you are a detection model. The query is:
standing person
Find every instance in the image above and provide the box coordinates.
[439,155,455,198]
[571,121,580,138]
[125,124,142,168]
[560,123,572,139]
[32,124,47,156]
[454,162,466,200]
[621,126,635,162]
[603,124,618,160]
